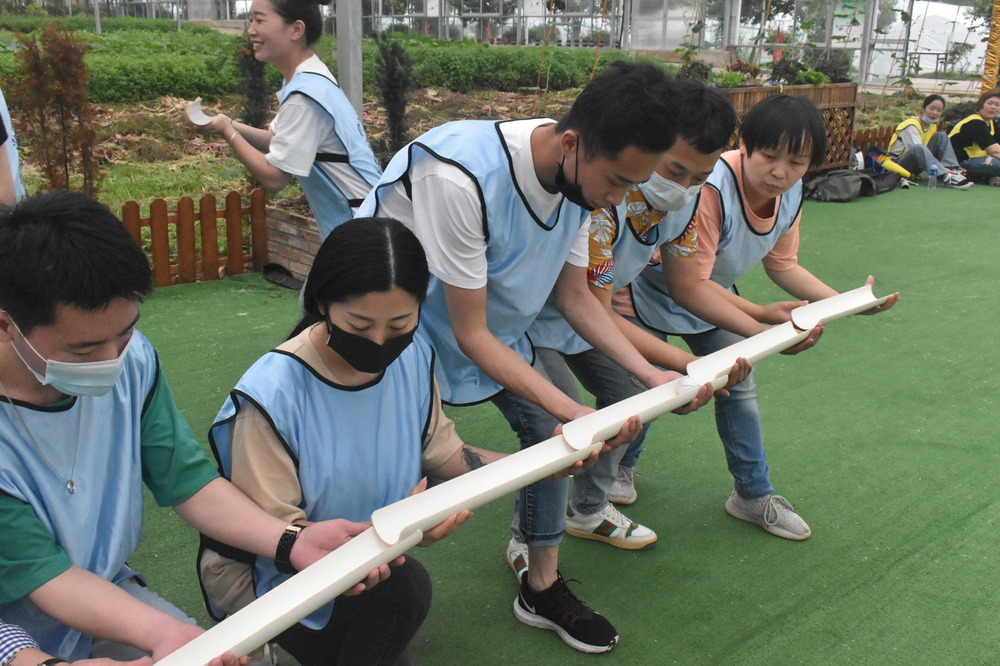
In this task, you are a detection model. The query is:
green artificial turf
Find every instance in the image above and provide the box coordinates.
[132,183,998,664]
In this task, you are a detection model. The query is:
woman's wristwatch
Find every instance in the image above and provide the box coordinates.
[37,659,69,666]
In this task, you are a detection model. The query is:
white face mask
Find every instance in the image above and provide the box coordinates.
[638,171,702,211]
[7,318,133,397]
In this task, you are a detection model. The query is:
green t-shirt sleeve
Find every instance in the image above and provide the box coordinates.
[0,493,71,603]
[140,367,219,507]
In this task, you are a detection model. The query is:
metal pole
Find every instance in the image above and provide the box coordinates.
[858,0,877,86]
[723,0,741,53]
[335,0,363,116]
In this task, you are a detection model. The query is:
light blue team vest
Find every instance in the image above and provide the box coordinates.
[0,87,24,199]
[0,333,158,661]
[630,158,804,335]
[528,191,700,355]
[207,332,434,628]
[357,120,590,405]
[279,72,382,239]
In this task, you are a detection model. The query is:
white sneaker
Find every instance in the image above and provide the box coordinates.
[724,489,811,540]
[942,171,972,189]
[565,504,657,550]
[505,537,529,582]
[608,465,637,505]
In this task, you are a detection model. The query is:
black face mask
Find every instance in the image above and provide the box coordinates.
[554,147,594,211]
[325,319,417,374]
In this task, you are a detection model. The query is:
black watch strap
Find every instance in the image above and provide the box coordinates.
[38,659,70,666]
[275,523,305,574]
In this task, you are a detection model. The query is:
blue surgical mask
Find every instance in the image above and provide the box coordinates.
[7,317,133,396]
[638,171,701,211]
[921,116,936,125]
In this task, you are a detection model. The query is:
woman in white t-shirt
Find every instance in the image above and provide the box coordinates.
[194,0,381,238]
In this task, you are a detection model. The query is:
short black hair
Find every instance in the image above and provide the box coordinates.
[674,79,737,154]
[557,60,678,160]
[291,217,430,338]
[0,190,152,334]
[740,94,827,168]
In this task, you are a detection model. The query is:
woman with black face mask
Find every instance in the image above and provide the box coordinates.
[198,217,571,665]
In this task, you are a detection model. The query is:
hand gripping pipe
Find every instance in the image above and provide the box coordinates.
[157,283,891,665]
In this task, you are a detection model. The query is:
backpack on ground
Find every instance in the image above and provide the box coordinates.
[804,168,900,202]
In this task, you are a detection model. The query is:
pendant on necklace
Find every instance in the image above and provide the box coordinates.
[67,480,75,495]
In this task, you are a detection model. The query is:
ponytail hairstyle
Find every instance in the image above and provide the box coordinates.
[290,217,430,338]
[269,0,329,47]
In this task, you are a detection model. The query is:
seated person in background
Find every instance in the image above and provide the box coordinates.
[887,94,970,189]
[0,191,392,664]
[199,218,610,666]
[949,88,1000,185]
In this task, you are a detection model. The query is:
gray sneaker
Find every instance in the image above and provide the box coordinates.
[608,465,637,505]
[724,490,811,540]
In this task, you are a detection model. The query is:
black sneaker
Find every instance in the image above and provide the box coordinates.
[513,571,619,653]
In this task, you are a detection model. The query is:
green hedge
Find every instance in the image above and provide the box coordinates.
[0,16,217,33]
[0,25,678,103]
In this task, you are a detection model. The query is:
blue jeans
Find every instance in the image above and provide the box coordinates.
[490,357,570,548]
[491,346,653,543]
[627,319,773,500]
[536,347,651,515]
[959,155,1000,181]
[895,131,959,176]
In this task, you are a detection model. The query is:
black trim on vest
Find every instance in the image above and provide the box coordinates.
[495,119,566,232]
[720,157,787,237]
[623,204,662,247]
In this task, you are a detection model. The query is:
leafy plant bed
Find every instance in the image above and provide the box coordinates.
[17,87,581,216]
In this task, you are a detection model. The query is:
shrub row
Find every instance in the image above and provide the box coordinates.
[0,16,217,33]
[0,24,688,103]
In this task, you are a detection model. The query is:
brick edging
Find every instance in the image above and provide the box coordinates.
[265,207,321,282]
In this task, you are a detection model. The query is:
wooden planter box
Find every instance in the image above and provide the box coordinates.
[718,82,858,171]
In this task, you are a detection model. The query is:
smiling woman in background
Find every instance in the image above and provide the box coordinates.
[193,0,381,238]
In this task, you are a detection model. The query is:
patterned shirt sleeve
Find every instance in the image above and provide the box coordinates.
[586,206,618,289]
[0,621,38,664]
[663,211,700,260]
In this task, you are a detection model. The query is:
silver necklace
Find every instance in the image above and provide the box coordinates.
[0,374,81,495]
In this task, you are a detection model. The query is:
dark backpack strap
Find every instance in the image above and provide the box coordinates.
[315,152,350,163]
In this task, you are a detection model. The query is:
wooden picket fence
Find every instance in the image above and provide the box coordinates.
[853,126,896,152]
[122,189,268,288]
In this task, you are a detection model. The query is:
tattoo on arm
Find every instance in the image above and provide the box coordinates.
[461,445,487,471]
